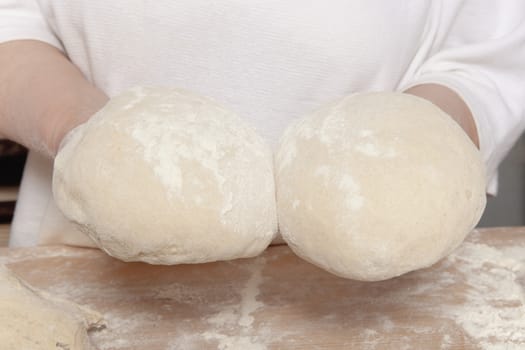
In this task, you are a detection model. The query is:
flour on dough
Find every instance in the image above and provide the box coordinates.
[276,92,486,281]
[53,87,277,264]
[0,265,104,350]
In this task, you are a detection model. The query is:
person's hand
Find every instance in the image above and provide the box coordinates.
[405,84,479,149]
[47,93,109,156]
[0,40,108,157]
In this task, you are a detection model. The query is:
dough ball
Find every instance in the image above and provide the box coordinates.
[54,87,277,264]
[276,92,486,281]
[0,265,103,349]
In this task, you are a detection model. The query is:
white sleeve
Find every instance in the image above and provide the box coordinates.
[398,1,525,195]
[0,0,63,49]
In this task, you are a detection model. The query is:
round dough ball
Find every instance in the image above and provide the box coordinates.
[0,265,103,350]
[276,92,486,281]
[53,87,277,264]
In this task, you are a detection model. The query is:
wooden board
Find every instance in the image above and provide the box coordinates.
[2,227,525,349]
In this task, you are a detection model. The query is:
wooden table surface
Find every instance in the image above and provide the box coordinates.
[2,227,525,350]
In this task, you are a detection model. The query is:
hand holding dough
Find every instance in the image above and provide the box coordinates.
[0,265,104,350]
[53,87,277,264]
[276,92,486,281]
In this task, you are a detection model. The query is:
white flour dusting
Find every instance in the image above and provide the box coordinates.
[202,332,266,350]
[200,257,267,349]
[0,247,95,264]
[238,259,265,327]
[353,129,398,159]
[92,311,161,350]
[339,174,364,211]
[128,89,228,199]
[440,240,525,349]
[124,87,273,232]
[6,230,525,349]
[314,166,364,211]
[311,229,525,349]
[354,142,397,158]
[441,334,453,349]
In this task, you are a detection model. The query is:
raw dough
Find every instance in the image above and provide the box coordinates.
[0,265,103,350]
[276,92,486,281]
[54,87,277,264]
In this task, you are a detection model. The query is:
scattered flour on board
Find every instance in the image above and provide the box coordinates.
[89,259,271,350]
[7,230,525,349]
[91,311,163,349]
[439,238,525,350]
[197,257,267,349]
[184,251,297,349]
[0,247,94,264]
[329,230,525,350]
[441,334,453,349]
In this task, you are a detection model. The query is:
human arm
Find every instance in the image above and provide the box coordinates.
[397,1,525,194]
[0,39,108,157]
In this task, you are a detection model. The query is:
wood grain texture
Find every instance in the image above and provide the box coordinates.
[1,227,524,349]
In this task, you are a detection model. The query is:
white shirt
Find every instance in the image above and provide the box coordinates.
[2,1,525,247]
